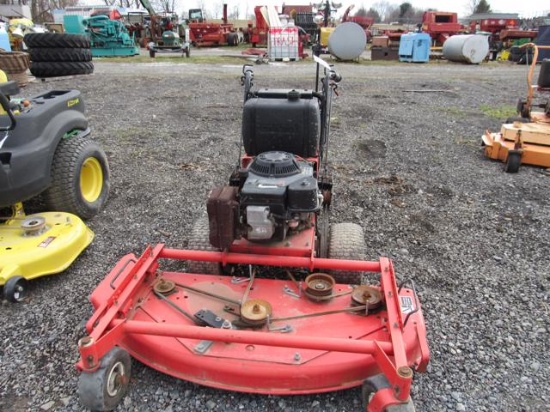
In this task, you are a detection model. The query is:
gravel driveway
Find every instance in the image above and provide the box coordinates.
[1,52,549,412]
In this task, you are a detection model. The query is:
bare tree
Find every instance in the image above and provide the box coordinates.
[372,1,392,22]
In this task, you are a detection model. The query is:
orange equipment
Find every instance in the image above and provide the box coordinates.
[482,44,550,173]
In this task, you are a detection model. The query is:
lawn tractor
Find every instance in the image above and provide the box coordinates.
[0,71,109,302]
[76,56,430,412]
[482,43,550,172]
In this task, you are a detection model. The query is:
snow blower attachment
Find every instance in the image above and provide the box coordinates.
[482,44,550,172]
[76,57,430,412]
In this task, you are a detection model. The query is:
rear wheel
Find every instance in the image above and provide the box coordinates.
[328,222,367,284]
[29,47,92,62]
[3,276,28,303]
[44,137,110,220]
[78,347,131,412]
[24,33,91,48]
[149,49,156,58]
[187,216,221,275]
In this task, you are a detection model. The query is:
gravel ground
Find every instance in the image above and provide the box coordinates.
[1,51,549,412]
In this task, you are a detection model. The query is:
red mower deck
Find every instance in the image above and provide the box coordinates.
[77,245,429,411]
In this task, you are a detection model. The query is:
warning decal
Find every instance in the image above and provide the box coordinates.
[400,295,415,314]
[38,237,56,248]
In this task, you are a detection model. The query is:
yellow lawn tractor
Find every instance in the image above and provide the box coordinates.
[482,44,550,172]
[0,70,109,302]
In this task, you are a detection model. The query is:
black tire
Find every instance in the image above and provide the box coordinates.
[44,137,110,220]
[3,276,28,303]
[328,223,367,284]
[30,61,94,78]
[187,216,221,275]
[149,49,156,58]
[504,151,521,173]
[24,33,91,49]
[362,374,416,412]
[227,33,238,46]
[78,347,131,412]
[185,47,190,58]
[29,47,92,63]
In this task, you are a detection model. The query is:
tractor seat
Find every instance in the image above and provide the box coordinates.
[242,89,321,158]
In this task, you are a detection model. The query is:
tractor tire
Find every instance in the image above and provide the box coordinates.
[44,137,110,220]
[23,33,91,49]
[227,32,239,46]
[328,222,367,284]
[29,47,92,63]
[30,61,94,78]
[187,217,221,275]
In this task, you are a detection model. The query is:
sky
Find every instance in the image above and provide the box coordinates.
[181,0,549,19]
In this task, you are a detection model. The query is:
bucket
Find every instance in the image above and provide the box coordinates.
[442,34,489,64]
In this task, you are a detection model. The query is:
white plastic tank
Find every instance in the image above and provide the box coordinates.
[328,22,366,61]
[442,34,489,64]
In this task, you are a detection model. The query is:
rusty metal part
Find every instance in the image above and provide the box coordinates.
[351,286,383,310]
[240,299,272,326]
[21,216,47,236]
[153,278,176,295]
[304,273,335,302]
[241,265,256,304]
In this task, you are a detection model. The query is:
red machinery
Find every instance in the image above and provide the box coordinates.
[342,5,375,40]
[248,6,269,47]
[187,4,239,47]
[76,58,430,412]
[421,11,463,46]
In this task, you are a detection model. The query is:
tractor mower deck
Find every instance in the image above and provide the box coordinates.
[0,204,93,302]
[77,245,429,411]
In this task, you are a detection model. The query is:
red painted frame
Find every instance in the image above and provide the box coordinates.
[77,244,429,411]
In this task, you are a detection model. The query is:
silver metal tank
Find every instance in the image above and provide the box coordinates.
[442,34,489,64]
[328,22,367,61]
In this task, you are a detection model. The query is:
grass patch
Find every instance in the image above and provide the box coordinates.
[479,104,516,119]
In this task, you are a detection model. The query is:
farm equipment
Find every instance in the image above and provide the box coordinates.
[76,57,430,411]
[139,0,190,57]
[83,15,140,57]
[0,70,109,302]
[421,11,463,47]
[482,44,550,172]
[187,5,239,47]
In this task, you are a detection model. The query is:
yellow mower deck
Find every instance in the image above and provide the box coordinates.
[0,207,93,286]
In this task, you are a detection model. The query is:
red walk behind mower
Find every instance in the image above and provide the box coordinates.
[76,56,430,412]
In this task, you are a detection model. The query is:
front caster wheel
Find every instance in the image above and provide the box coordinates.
[3,276,28,303]
[362,374,416,411]
[78,347,132,411]
[505,151,521,173]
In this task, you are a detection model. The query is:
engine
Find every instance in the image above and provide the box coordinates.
[207,151,322,249]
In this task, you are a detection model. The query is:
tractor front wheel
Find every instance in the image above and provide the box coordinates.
[44,137,110,220]
[3,276,28,303]
[78,347,131,411]
[328,222,367,284]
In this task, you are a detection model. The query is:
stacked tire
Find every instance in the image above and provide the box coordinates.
[23,33,93,78]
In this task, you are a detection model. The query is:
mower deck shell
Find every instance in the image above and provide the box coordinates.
[78,245,429,403]
[482,121,550,168]
[0,211,93,285]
